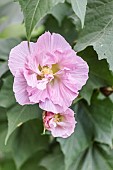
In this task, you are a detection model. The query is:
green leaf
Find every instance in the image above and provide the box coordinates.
[79,47,113,104]
[11,120,49,169]
[109,93,113,103]
[44,15,77,45]
[71,0,87,27]
[0,107,10,153]
[81,98,113,146]
[21,151,47,170]
[0,107,15,154]
[50,3,71,26]
[18,0,65,40]
[75,0,113,71]
[0,0,23,32]
[0,159,16,170]
[60,141,113,170]
[58,97,113,170]
[5,104,42,145]
[0,38,21,60]
[0,62,8,78]
[0,24,26,39]
[0,75,15,108]
[57,106,93,170]
[40,147,65,170]
[58,122,92,170]
[0,75,43,145]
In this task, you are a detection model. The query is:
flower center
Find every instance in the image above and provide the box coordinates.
[37,64,60,80]
[41,66,53,78]
[52,63,59,74]
[54,113,64,123]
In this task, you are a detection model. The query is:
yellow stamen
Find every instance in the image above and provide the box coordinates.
[41,66,53,77]
[37,64,60,80]
[52,63,59,74]
[54,113,64,123]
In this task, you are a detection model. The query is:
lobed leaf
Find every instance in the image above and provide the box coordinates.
[5,104,42,144]
[75,0,113,71]
[11,120,49,169]
[58,97,113,170]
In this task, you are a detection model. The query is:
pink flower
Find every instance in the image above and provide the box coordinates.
[43,108,76,138]
[8,32,88,112]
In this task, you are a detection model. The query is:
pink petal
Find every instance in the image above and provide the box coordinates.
[36,79,49,90]
[35,32,72,67]
[59,82,78,107]
[48,79,78,110]
[58,59,89,92]
[8,41,36,76]
[13,71,33,105]
[54,49,77,69]
[51,33,71,52]
[51,125,68,138]
[36,32,71,54]
[39,99,65,113]
[49,108,76,138]
[24,70,49,90]
[48,79,64,107]
[28,87,49,103]
[25,55,41,74]
[24,70,38,88]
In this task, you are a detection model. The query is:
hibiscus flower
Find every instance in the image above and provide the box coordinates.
[43,108,76,138]
[8,32,88,112]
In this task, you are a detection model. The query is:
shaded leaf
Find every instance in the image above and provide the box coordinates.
[50,3,71,26]
[44,15,77,45]
[0,62,8,78]
[11,119,49,169]
[79,47,113,104]
[58,97,113,170]
[21,151,47,170]
[40,147,65,170]
[71,0,87,27]
[0,1,23,32]
[80,98,113,146]
[60,142,113,170]
[0,107,10,153]
[0,38,21,60]
[5,104,42,144]
[0,159,16,170]
[0,75,15,108]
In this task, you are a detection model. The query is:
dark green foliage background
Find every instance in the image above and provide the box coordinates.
[0,0,113,170]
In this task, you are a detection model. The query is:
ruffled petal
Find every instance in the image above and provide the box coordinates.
[13,71,33,105]
[39,99,65,113]
[28,87,49,103]
[48,79,64,107]
[24,70,37,88]
[51,33,71,52]
[48,79,78,110]
[36,32,71,53]
[51,108,76,138]
[53,49,77,69]
[51,125,68,138]
[35,32,71,67]
[24,70,48,90]
[58,57,89,92]
[8,41,36,76]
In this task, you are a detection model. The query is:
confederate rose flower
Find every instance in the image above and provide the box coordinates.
[43,108,76,138]
[8,32,88,113]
